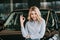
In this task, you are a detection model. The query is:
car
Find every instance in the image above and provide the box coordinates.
[0,9,59,40]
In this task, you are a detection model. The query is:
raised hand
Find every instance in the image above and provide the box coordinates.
[20,15,25,27]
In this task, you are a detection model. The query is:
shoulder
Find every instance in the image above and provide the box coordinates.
[25,21,31,25]
[42,18,45,22]
[41,18,46,27]
[40,18,46,24]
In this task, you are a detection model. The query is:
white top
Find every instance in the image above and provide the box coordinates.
[21,19,46,39]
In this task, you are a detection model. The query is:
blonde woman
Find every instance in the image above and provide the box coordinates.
[20,6,46,40]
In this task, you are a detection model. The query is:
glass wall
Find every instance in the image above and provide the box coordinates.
[0,0,60,13]
[13,3,28,10]
[0,0,60,24]
[0,3,10,13]
[40,1,60,11]
[0,0,10,21]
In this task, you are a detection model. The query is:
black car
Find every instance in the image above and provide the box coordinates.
[0,9,59,40]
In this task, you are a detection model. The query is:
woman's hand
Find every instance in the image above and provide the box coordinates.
[20,15,25,27]
[25,35,31,38]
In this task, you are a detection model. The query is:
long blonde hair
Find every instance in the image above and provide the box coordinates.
[28,6,43,22]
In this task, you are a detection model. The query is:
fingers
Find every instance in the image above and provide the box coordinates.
[23,17,25,21]
[20,15,23,19]
[20,15,23,21]
[20,15,25,20]
[20,15,25,23]
[25,35,30,38]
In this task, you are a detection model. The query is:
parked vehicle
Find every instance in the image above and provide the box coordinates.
[0,9,59,40]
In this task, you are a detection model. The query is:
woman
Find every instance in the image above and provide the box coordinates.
[20,6,46,40]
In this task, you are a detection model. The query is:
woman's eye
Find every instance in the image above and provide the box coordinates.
[35,13,37,15]
[31,13,33,15]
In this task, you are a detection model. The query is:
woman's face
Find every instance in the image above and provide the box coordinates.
[30,11,37,21]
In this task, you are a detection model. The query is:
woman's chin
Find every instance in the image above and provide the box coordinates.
[33,19,37,21]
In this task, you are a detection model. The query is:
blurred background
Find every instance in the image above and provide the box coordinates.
[0,0,60,40]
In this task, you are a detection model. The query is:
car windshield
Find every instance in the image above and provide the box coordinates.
[0,13,10,26]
